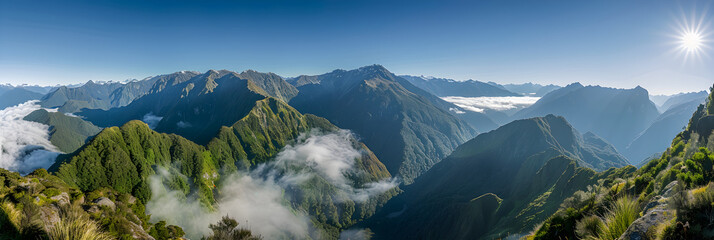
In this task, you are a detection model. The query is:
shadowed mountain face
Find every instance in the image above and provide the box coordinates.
[0,88,44,109]
[288,65,478,184]
[365,115,632,240]
[513,83,659,154]
[399,75,519,97]
[78,70,298,144]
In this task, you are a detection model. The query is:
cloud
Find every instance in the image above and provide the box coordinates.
[176,121,192,128]
[448,107,466,114]
[258,130,399,202]
[142,113,163,129]
[146,170,310,239]
[0,100,60,174]
[339,228,373,240]
[441,96,540,112]
[146,130,398,239]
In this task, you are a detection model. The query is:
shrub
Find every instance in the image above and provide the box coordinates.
[203,215,261,240]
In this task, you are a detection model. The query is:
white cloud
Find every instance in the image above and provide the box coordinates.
[339,228,373,240]
[0,100,60,174]
[441,96,540,112]
[146,171,310,239]
[142,113,163,129]
[260,130,399,202]
[448,107,465,114]
[176,121,192,128]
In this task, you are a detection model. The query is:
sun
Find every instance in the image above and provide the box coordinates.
[680,30,703,53]
[671,12,710,61]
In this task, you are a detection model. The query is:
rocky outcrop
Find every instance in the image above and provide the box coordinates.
[93,197,116,211]
[618,181,678,240]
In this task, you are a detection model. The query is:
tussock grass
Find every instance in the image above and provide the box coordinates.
[0,200,21,229]
[601,196,639,239]
[575,196,639,240]
[47,204,113,240]
[575,215,604,240]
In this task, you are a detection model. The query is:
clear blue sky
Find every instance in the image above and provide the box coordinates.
[1,0,712,94]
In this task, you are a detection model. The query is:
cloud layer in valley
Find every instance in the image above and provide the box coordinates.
[441,96,540,113]
[0,101,61,174]
[146,130,398,239]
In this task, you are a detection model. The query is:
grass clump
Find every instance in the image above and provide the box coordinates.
[47,204,113,240]
[574,196,639,240]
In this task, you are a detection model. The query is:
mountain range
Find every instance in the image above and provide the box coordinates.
[512,83,659,155]
[488,82,561,97]
[0,87,44,109]
[399,75,520,97]
[1,64,712,240]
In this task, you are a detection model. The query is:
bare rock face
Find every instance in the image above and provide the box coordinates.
[39,205,61,227]
[93,197,116,211]
[50,192,70,205]
[126,220,156,240]
[618,181,678,240]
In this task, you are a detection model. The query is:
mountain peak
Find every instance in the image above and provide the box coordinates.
[358,64,391,75]
[565,82,584,88]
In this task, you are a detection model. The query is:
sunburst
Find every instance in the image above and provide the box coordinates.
[672,10,711,61]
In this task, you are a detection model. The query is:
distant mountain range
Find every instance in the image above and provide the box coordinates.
[77,70,292,144]
[0,88,44,109]
[658,91,708,112]
[399,75,520,97]
[488,82,561,97]
[364,114,631,239]
[513,83,659,155]
[624,98,704,164]
[40,72,199,113]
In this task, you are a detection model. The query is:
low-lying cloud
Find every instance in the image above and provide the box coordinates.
[147,130,399,239]
[147,169,310,239]
[0,100,60,174]
[142,112,163,129]
[441,96,540,113]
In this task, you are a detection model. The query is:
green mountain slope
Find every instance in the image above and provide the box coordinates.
[23,109,102,153]
[289,65,478,184]
[54,97,395,239]
[365,114,632,239]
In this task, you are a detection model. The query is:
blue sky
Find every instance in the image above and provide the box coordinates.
[1,0,712,94]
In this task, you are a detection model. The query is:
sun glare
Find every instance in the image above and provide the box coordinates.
[673,11,710,61]
[680,30,703,52]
